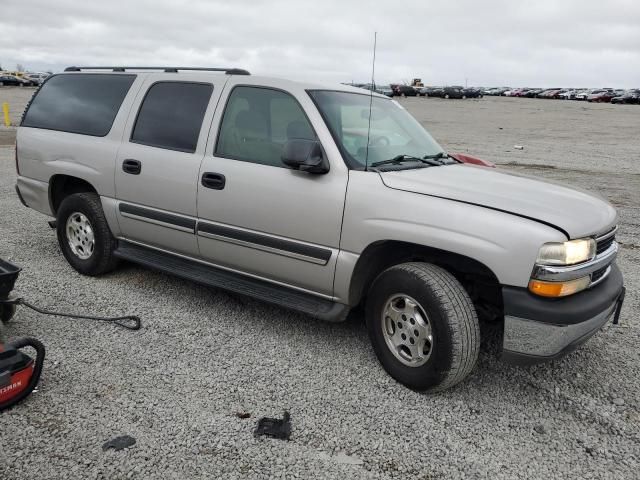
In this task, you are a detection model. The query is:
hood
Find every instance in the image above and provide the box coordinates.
[379,164,617,238]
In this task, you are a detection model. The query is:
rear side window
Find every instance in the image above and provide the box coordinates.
[21,74,135,136]
[131,82,213,153]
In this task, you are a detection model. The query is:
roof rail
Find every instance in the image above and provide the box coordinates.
[64,66,250,75]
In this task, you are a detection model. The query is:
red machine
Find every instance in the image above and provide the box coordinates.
[1,259,45,411]
[0,337,45,412]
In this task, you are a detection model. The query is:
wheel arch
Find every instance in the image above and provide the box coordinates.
[348,240,504,321]
[49,174,98,215]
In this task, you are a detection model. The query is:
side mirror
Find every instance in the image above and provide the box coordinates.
[281,139,329,174]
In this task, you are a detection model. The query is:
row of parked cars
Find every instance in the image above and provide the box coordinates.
[0,71,50,87]
[484,87,640,104]
[350,83,484,99]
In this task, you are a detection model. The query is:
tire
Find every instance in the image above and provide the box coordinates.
[444,94,450,99]
[56,192,119,276]
[0,82,4,87]
[462,95,467,99]
[366,262,480,392]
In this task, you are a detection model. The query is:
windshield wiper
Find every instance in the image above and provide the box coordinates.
[422,152,450,164]
[370,155,425,168]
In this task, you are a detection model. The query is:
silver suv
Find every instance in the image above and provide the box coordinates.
[15,67,625,391]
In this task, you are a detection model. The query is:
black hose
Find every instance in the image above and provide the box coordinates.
[3,298,141,331]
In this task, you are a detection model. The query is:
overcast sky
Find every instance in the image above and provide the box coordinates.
[1,0,639,88]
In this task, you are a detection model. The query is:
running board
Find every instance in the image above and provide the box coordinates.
[113,241,349,322]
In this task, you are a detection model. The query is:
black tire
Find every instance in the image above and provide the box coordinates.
[444,94,450,99]
[56,192,118,276]
[366,262,480,392]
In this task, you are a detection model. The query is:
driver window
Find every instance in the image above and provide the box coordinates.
[216,86,316,167]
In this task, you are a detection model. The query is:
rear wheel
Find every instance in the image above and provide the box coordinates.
[366,262,480,391]
[444,94,450,99]
[56,192,118,276]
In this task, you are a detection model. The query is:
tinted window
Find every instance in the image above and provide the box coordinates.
[131,82,213,153]
[216,86,315,167]
[21,74,135,136]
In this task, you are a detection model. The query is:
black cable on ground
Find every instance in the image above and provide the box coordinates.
[2,298,141,331]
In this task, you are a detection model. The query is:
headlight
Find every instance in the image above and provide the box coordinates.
[536,238,596,266]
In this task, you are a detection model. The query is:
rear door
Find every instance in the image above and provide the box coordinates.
[114,74,224,256]
[196,78,349,296]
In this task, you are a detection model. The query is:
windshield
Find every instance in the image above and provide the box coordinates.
[308,90,444,169]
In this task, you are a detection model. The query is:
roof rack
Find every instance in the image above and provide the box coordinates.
[63,66,250,75]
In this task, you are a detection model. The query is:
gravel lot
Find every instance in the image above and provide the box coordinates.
[0,90,638,479]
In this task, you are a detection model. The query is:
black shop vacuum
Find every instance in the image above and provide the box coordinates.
[0,257,140,412]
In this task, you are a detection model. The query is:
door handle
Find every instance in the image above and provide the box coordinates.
[122,159,142,175]
[201,172,226,190]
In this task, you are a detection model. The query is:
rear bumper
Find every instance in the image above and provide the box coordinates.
[15,176,52,216]
[501,264,624,365]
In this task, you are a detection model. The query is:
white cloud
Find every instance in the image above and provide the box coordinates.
[1,0,639,87]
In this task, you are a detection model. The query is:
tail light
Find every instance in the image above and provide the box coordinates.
[15,142,19,175]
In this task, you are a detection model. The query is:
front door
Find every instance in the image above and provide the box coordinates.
[115,76,221,256]
[196,81,348,296]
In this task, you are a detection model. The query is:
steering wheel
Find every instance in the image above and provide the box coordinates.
[371,136,390,147]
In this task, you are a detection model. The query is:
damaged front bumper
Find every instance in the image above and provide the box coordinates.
[501,264,624,365]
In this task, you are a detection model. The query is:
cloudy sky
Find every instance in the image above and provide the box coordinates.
[1,0,639,88]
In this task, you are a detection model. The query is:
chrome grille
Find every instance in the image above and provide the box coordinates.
[596,227,617,256]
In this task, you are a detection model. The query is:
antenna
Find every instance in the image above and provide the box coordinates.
[364,31,377,172]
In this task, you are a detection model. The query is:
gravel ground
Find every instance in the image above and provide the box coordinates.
[0,94,638,479]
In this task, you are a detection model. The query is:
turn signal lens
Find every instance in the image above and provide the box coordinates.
[528,276,591,297]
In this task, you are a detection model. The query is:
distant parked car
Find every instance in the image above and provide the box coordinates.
[462,87,483,98]
[442,86,464,99]
[558,90,577,100]
[611,90,640,104]
[574,90,593,101]
[375,85,394,97]
[587,90,616,103]
[419,86,444,97]
[392,84,417,97]
[23,73,49,86]
[0,75,23,87]
[3,71,36,86]
[483,87,509,96]
[538,89,563,99]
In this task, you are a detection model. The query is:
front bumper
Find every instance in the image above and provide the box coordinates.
[501,264,624,365]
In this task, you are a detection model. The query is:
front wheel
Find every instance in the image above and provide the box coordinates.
[56,192,119,276]
[366,262,480,391]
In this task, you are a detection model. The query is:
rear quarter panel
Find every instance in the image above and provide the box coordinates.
[16,73,146,204]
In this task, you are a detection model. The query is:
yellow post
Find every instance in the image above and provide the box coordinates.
[2,103,10,127]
